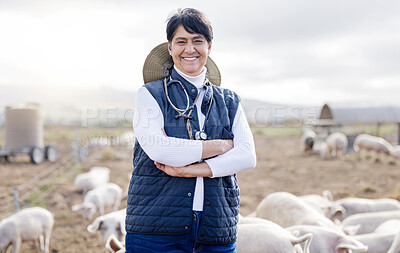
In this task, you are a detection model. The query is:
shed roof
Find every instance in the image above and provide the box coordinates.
[318,104,400,124]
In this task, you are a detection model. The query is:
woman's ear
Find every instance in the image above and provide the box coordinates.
[208,41,212,55]
[168,42,172,55]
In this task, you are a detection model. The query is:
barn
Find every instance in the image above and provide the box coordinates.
[315,103,400,146]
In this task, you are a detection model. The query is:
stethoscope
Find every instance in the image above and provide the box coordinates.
[164,76,213,140]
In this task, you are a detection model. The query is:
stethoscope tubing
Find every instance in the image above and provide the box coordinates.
[164,76,214,140]
[165,77,191,113]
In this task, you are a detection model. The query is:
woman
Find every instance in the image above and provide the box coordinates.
[126,8,256,253]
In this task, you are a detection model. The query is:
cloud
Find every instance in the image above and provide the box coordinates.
[0,0,400,107]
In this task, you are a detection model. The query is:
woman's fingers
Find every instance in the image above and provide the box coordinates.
[155,161,186,177]
[154,161,164,170]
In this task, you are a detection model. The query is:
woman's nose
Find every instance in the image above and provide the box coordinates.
[184,42,195,53]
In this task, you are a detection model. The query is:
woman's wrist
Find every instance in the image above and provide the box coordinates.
[155,161,212,177]
[201,139,233,159]
[187,162,213,177]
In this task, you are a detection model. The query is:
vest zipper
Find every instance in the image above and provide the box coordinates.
[193,212,197,224]
[193,212,198,252]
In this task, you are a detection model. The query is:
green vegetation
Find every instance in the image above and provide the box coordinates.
[39,184,50,191]
[395,187,400,201]
[358,123,397,136]
[44,125,131,143]
[25,193,43,205]
[0,126,4,144]
[47,125,305,142]
[341,123,399,142]
[100,149,118,161]
[250,122,399,141]
[251,126,302,138]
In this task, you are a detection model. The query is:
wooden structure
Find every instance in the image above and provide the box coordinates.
[315,103,400,143]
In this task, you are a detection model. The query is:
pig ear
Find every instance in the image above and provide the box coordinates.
[105,234,124,253]
[330,205,345,221]
[291,229,300,237]
[85,202,96,211]
[342,224,361,235]
[87,217,104,233]
[337,237,368,252]
[322,190,334,202]
[72,203,83,211]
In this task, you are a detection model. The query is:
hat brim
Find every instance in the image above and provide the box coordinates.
[142,42,221,86]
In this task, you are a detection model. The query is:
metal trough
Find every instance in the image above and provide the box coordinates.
[0,104,58,164]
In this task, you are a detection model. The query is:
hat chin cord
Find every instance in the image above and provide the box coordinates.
[162,61,174,79]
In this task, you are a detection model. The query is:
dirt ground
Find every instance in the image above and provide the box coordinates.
[0,130,400,252]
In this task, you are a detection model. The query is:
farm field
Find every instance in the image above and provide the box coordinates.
[0,126,400,252]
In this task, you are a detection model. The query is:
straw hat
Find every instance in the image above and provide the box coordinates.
[142,42,221,86]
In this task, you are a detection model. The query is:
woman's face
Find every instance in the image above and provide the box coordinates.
[168,25,212,77]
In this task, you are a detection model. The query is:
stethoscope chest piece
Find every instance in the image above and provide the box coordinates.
[195,130,208,140]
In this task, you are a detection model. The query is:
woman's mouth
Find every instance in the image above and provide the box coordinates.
[183,57,198,61]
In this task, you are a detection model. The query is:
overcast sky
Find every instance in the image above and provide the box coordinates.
[1,0,400,106]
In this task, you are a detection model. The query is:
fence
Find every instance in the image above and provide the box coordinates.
[0,140,81,219]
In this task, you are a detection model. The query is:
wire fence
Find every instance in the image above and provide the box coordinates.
[0,135,131,219]
[0,145,80,219]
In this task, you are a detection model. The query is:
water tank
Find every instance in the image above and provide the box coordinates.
[4,103,44,151]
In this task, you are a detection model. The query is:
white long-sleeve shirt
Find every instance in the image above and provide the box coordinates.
[133,67,256,211]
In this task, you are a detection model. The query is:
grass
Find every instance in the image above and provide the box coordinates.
[341,123,399,142]
[0,126,3,145]
[250,122,400,140]
[251,126,303,138]
[21,164,82,209]
[99,149,118,161]
[395,187,400,201]
[43,125,304,145]
[39,184,51,191]
[43,125,131,143]
[1,121,397,144]
[25,193,43,205]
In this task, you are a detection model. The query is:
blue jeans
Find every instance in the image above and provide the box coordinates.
[125,211,236,253]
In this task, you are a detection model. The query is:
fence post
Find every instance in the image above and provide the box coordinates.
[376,122,381,137]
[13,185,19,213]
[398,122,400,144]
[73,132,81,167]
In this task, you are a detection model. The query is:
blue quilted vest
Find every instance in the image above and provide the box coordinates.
[126,68,241,244]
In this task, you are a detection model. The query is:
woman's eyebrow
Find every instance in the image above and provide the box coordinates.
[192,35,205,40]
[174,37,188,41]
[174,35,205,41]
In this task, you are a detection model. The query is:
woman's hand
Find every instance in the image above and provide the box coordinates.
[154,162,187,177]
[155,161,213,177]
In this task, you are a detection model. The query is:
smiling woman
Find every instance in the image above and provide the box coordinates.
[125,8,257,253]
[166,9,213,77]
[168,25,212,77]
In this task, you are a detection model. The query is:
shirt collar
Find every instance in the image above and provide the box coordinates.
[173,65,207,89]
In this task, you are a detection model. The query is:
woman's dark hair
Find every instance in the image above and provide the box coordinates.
[166,8,213,43]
